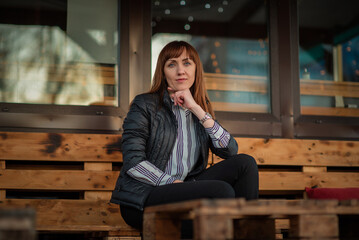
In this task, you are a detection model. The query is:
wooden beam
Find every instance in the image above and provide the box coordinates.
[0,169,119,191]
[2,199,138,233]
[0,132,123,162]
[213,138,359,167]
[259,172,359,190]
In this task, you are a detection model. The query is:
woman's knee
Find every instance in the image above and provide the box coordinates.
[204,180,235,199]
[227,153,258,171]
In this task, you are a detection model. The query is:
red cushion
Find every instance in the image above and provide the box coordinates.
[305,187,359,200]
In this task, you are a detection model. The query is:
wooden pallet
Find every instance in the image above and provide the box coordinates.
[143,198,359,240]
[211,137,359,198]
[0,132,140,239]
[1,132,358,238]
[0,208,36,240]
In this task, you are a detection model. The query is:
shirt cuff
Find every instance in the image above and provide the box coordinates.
[127,161,175,186]
[205,121,230,148]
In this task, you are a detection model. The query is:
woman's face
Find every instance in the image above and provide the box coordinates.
[164,49,196,92]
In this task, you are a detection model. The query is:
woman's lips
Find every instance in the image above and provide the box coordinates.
[176,78,187,82]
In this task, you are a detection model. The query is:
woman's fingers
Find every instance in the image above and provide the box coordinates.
[167,87,194,108]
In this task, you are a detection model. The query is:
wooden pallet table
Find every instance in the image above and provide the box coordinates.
[0,131,140,239]
[143,198,359,240]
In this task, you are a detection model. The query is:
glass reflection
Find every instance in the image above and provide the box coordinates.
[151,0,270,113]
[0,0,118,106]
[298,0,359,117]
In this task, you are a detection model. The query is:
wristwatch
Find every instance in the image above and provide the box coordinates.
[199,112,212,124]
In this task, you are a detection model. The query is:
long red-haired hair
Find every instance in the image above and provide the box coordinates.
[149,41,214,117]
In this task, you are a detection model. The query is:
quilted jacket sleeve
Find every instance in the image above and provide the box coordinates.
[121,95,151,172]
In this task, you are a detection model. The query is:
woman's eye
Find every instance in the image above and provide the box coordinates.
[168,63,175,67]
[184,61,191,66]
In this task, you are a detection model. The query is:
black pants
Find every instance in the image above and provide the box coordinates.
[120,153,259,230]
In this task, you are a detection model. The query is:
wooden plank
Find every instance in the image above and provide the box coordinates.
[143,212,181,240]
[84,162,113,171]
[0,132,123,162]
[145,199,359,216]
[194,212,232,240]
[300,79,359,98]
[302,166,327,172]
[259,172,359,191]
[301,106,359,117]
[204,72,359,98]
[212,138,359,167]
[0,208,36,240]
[144,199,359,240]
[212,102,268,113]
[84,191,112,200]
[1,199,137,233]
[0,161,4,201]
[0,169,119,191]
[0,62,116,85]
[289,214,338,238]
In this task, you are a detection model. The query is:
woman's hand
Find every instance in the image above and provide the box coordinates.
[173,179,183,183]
[167,87,198,110]
[167,87,214,128]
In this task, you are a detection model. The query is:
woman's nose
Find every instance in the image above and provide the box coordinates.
[177,65,185,74]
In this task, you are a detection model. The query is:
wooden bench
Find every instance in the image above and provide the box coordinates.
[0,131,140,240]
[143,198,359,240]
[212,137,359,199]
[1,132,358,238]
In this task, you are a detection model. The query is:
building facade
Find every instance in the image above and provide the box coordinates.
[0,0,358,140]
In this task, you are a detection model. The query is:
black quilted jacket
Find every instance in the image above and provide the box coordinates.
[110,91,238,210]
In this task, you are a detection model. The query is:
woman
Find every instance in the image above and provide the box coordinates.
[110,41,259,230]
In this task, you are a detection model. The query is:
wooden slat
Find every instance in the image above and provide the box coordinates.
[85,162,112,171]
[204,73,359,98]
[300,79,359,98]
[212,138,359,167]
[210,102,359,117]
[84,191,112,200]
[0,132,123,162]
[301,106,359,117]
[212,102,268,113]
[0,169,119,191]
[302,166,327,173]
[259,172,359,191]
[145,198,359,216]
[205,73,267,93]
[0,62,117,85]
[2,199,138,233]
[0,161,5,201]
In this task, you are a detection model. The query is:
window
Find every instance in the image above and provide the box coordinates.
[151,0,270,114]
[0,0,118,106]
[298,0,359,117]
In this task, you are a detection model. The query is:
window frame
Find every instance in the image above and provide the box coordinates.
[0,0,152,134]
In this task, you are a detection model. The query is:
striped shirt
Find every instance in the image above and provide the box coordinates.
[127,105,230,186]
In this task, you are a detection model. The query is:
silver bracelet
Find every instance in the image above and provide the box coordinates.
[199,112,212,124]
